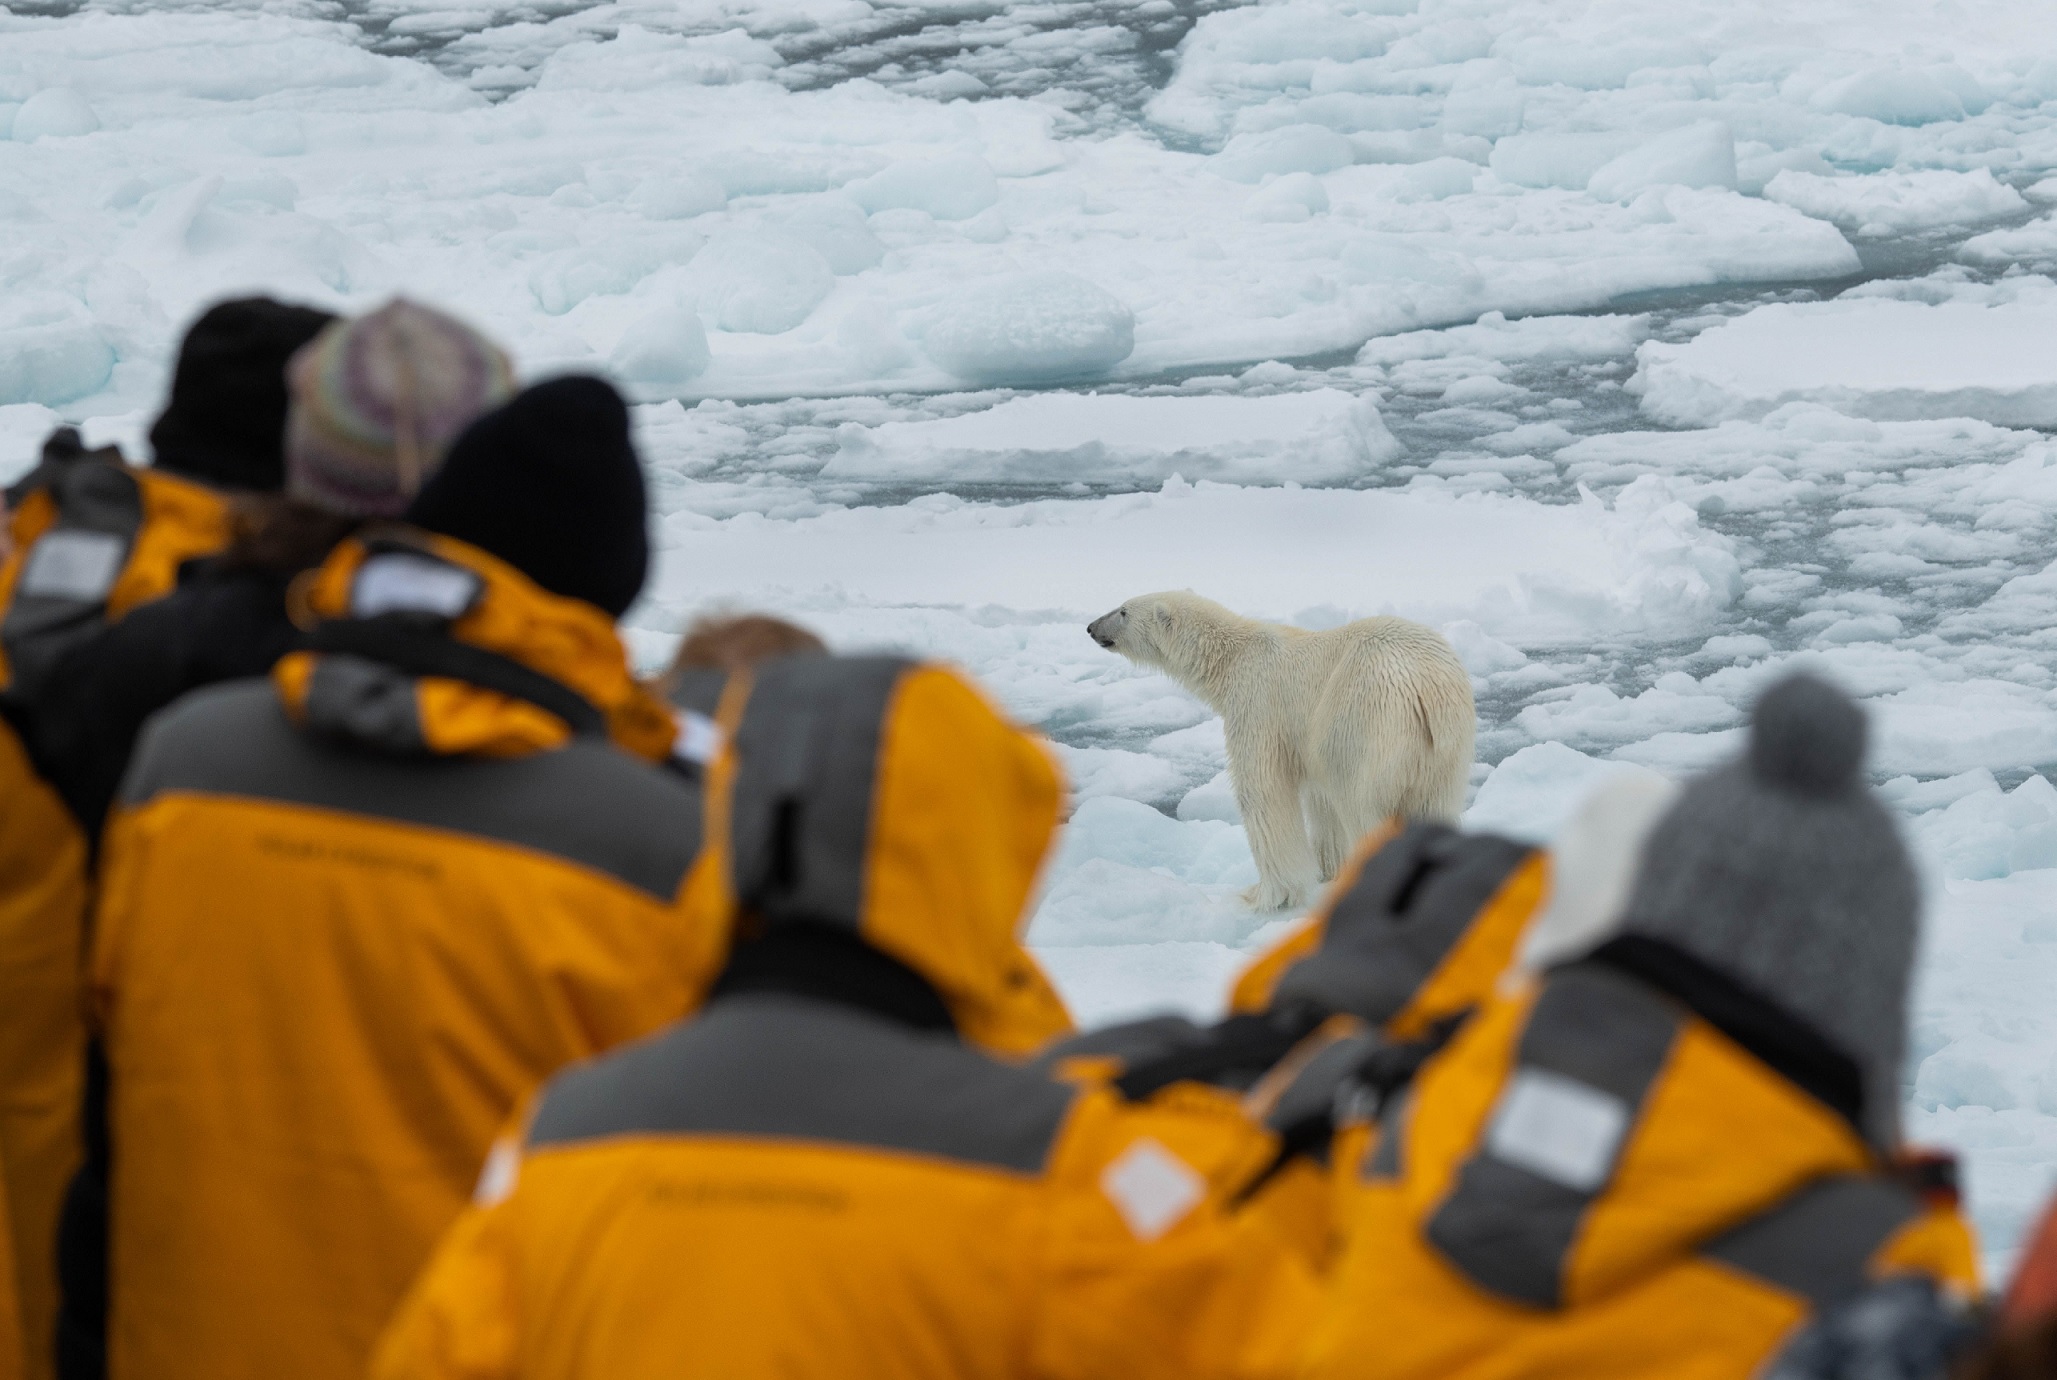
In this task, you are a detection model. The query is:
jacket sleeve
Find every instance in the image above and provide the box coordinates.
[371,1199,521,1380]
[32,574,300,848]
[1028,1084,1325,1380]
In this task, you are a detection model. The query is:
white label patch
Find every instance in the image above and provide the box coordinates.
[351,553,482,621]
[672,709,723,766]
[1100,1137,1205,1242]
[473,1136,522,1207]
[19,529,125,602]
[1485,1068,1629,1193]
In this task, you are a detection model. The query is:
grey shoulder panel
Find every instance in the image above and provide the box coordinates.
[1273,825,1535,1024]
[1704,1175,1922,1312]
[727,655,916,931]
[123,681,701,900]
[530,995,1079,1175]
[1426,964,1683,1308]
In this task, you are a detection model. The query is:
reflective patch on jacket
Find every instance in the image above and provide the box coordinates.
[0,464,228,703]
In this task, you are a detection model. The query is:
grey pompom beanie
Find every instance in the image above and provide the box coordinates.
[1618,673,1918,1150]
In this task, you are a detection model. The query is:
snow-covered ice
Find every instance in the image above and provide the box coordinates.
[11,0,2057,1280]
[821,388,1399,483]
[1633,279,2057,427]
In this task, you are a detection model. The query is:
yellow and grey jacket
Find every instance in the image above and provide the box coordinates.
[1230,822,1546,1034]
[376,654,1321,1380]
[0,446,231,1380]
[1031,825,1548,1279]
[86,528,711,1380]
[1301,940,1981,1380]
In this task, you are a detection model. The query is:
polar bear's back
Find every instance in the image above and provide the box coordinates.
[1289,615,1467,690]
[1291,615,1476,821]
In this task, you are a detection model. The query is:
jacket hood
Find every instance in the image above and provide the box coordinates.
[701,654,1073,1057]
[272,526,675,762]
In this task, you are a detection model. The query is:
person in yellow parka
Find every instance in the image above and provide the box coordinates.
[374,651,1324,1380]
[0,298,334,1380]
[1301,672,1983,1380]
[1023,819,1549,1281]
[74,378,719,1380]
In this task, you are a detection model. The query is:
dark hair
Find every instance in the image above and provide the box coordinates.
[220,493,362,576]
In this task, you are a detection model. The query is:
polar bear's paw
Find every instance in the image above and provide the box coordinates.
[1241,881,1307,913]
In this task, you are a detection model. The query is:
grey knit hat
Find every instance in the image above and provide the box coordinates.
[1618,672,1918,1150]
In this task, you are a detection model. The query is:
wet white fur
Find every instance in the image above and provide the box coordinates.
[1089,591,1477,910]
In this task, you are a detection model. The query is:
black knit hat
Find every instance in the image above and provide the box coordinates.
[403,376,650,618]
[149,297,337,492]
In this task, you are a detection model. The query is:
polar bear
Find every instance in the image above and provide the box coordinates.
[1088,591,1476,911]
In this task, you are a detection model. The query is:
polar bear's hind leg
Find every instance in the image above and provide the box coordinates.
[1304,787,1355,882]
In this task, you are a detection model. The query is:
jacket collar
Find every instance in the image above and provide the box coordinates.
[1581,934,1866,1139]
[273,526,675,762]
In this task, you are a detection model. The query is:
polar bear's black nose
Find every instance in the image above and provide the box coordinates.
[1087,613,1118,648]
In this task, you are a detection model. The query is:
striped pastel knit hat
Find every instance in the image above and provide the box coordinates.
[284,299,516,517]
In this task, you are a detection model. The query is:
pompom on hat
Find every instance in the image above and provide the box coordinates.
[284,298,515,518]
[1617,671,1919,1149]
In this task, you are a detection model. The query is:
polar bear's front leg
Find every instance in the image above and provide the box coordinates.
[1229,736,1319,911]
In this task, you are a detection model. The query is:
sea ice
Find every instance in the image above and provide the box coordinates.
[1585,123,1737,203]
[820,389,1400,484]
[11,87,98,142]
[689,232,835,335]
[10,0,2057,1279]
[847,154,1000,221]
[918,272,1136,385]
[1632,286,2057,428]
[648,475,1740,650]
[610,306,712,386]
[1764,168,2028,239]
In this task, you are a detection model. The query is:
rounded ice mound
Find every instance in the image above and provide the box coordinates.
[1211,124,1354,184]
[628,173,725,220]
[691,231,835,334]
[610,306,711,385]
[921,271,1134,385]
[1811,69,1966,126]
[847,154,998,222]
[778,200,885,274]
[1247,171,1328,222]
[1489,133,1636,190]
[1395,157,1477,202]
[13,88,99,142]
[1586,122,1736,202]
[0,315,112,405]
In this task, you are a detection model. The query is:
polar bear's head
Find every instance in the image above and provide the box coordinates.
[1087,591,1215,672]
